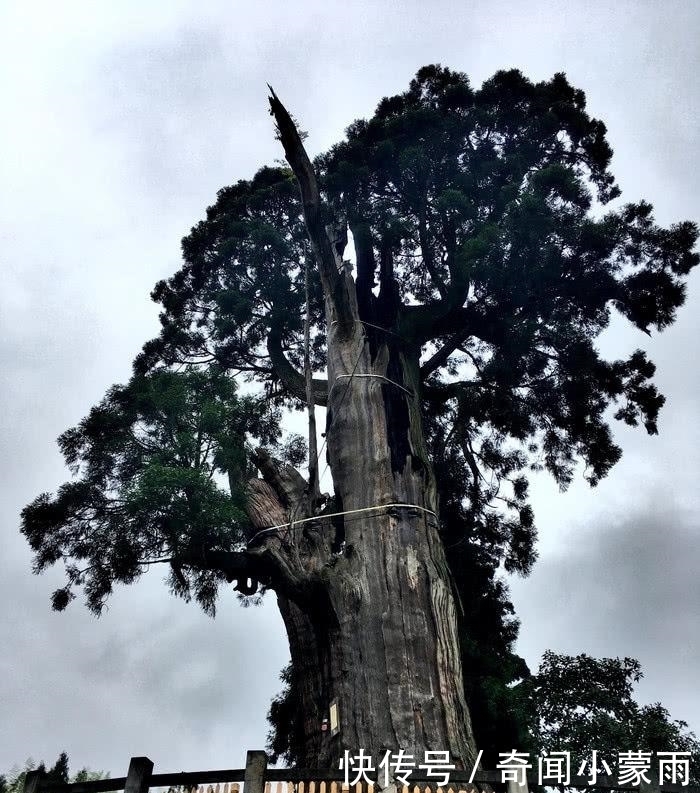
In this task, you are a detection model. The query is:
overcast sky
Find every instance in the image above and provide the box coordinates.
[2,0,699,780]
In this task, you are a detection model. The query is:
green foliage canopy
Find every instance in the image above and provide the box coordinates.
[520,652,700,783]
[20,65,699,759]
[0,753,107,793]
[131,66,698,587]
[22,369,281,614]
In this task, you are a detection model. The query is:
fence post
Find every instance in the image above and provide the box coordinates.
[641,769,661,793]
[507,779,529,793]
[125,757,153,793]
[23,771,43,793]
[244,751,267,793]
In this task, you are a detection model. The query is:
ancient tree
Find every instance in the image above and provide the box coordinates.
[22,67,698,768]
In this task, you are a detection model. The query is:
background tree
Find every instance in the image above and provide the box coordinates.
[22,66,698,768]
[24,368,282,613]
[0,754,107,793]
[520,652,700,784]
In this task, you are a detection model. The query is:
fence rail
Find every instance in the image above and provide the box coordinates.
[22,751,699,793]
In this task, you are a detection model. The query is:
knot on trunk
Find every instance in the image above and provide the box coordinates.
[242,450,334,605]
[252,447,310,511]
[246,479,288,537]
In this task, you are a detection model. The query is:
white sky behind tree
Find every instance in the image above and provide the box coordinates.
[1,0,699,777]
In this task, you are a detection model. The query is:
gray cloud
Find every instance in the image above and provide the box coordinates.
[2,0,699,778]
[510,495,700,731]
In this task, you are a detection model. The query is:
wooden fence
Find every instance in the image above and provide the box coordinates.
[159,784,475,793]
[21,751,699,793]
[162,783,477,793]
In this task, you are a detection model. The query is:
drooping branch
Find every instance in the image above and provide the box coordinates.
[173,547,271,589]
[420,330,472,377]
[405,302,505,350]
[423,380,479,401]
[267,322,328,406]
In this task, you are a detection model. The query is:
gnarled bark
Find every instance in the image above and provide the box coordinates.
[238,89,479,770]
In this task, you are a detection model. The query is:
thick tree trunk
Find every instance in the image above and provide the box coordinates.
[256,89,478,771]
[267,318,477,770]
